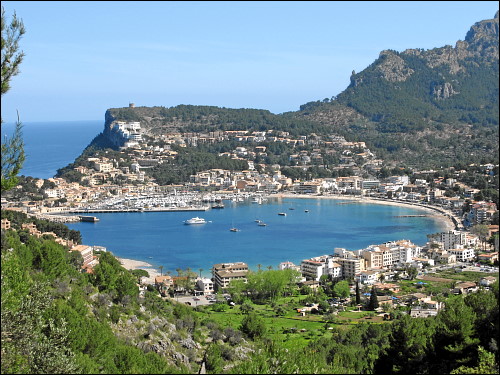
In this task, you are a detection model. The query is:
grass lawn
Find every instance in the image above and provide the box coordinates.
[196,298,389,350]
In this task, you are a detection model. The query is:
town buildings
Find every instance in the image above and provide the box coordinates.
[212,262,249,291]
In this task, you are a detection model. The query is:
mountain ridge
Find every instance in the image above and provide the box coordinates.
[94,12,499,169]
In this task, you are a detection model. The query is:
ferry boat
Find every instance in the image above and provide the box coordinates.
[184,217,207,225]
[79,215,100,222]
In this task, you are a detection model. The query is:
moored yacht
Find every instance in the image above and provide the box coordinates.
[184,217,207,225]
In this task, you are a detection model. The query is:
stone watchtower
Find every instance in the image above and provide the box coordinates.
[129,102,135,108]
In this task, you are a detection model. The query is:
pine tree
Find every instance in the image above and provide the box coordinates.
[368,286,379,311]
[355,281,361,305]
[1,6,26,192]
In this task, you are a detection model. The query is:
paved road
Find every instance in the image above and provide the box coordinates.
[171,295,213,307]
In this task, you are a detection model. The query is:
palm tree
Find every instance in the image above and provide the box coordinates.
[199,268,203,278]
[267,265,273,271]
[159,265,163,277]
[378,273,386,283]
[257,264,262,272]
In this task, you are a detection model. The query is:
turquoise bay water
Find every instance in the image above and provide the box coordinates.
[3,120,447,276]
[67,198,447,276]
[1,120,103,179]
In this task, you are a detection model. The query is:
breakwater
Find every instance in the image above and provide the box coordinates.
[68,206,210,213]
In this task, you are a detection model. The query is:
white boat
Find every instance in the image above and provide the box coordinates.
[229,227,240,232]
[258,222,267,227]
[184,217,207,225]
[278,212,287,216]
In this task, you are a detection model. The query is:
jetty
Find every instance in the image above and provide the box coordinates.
[79,215,100,222]
[68,206,210,214]
[393,215,428,218]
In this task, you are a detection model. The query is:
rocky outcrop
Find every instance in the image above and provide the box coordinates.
[375,50,415,82]
[403,11,499,74]
[432,81,459,100]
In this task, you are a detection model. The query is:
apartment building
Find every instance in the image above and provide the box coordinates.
[212,262,249,291]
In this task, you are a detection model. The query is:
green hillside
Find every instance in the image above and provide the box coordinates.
[299,12,499,167]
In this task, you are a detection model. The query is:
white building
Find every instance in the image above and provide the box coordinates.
[196,277,215,295]
[278,261,301,272]
[356,270,380,284]
[301,257,326,281]
[448,247,475,262]
[440,230,467,250]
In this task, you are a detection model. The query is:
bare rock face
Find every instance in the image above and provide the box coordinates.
[376,50,414,82]
[403,11,499,74]
[432,81,459,100]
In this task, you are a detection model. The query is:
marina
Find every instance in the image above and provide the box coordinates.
[67,197,448,277]
[69,206,210,213]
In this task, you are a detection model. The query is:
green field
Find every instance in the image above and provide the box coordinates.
[196,297,387,349]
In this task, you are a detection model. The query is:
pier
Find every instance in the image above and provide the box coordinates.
[68,206,210,214]
[393,215,428,218]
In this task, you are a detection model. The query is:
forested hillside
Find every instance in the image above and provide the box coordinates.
[95,12,499,169]
[299,11,499,167]
[1,212,499,374]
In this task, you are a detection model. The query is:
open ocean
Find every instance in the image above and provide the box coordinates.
[2,120,448,276]
[1,120,103,179]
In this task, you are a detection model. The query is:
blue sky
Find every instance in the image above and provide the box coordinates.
[1,1,498,122]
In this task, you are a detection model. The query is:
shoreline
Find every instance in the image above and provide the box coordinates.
[269,193,457,232]
[115,193,458,281]
[117,257,161,284]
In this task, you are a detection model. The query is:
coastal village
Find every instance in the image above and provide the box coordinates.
[1,119,498,318]
[2,7,499,374]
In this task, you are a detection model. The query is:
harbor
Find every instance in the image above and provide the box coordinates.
[69,206,210,214]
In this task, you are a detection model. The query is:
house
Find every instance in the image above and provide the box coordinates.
[477,252,498,264]
[71,244,96,269]
[452,281,477,295]
[410,307,439,318]
[196,277,214,295]
[409,294,444,317]
[1,218,11,230]
[479,276,497,287]
[439,252,457,264]
[374,282,400,294]
[377,295,393,307]
[300,279,320,291]
[297,303,319,316]
[357,270,379,285]
[155,275,174,296]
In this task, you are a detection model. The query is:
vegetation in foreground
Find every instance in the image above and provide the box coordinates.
[1,211,499,374]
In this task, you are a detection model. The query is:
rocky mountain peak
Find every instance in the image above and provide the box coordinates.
[375,50,414,82]
[465,11,499,44]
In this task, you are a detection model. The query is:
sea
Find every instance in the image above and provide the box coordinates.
[1,120,103,179]
[2,120,448,277]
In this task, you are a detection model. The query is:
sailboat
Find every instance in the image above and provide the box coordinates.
[229,219,239,232]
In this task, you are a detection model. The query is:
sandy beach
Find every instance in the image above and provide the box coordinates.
[117,257,161,284]
[269,193,457,231]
